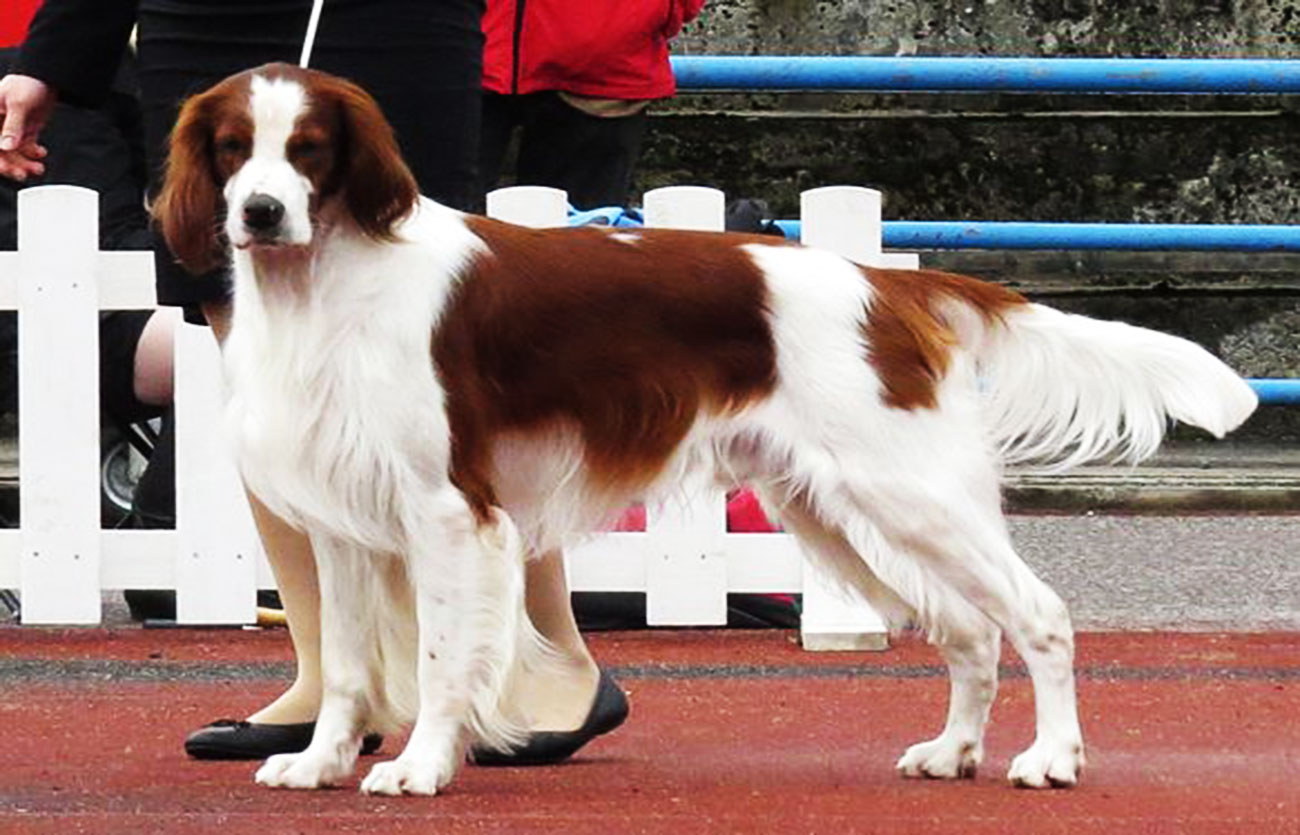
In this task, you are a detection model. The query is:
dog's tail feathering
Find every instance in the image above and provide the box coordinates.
[973,302,1257,469]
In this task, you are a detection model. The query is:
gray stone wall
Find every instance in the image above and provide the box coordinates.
[651,0,1300,223]
[629,1,1300,431]
[676,1,1300,58]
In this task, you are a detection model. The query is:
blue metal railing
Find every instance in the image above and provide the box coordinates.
[1250,380,1300,405]
[770,220,1300,252]
[672,55,1300,94]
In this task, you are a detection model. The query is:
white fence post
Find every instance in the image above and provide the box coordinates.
[643,185,724,232]
[801,185,884,266]
[486,186,569,228]
[801,185,920,270]
[639,186,730,625]
[173,323,262,624]
[796,186,894,650]
[15,186,102,623]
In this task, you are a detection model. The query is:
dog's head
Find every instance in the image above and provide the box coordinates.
[153,62,419,273]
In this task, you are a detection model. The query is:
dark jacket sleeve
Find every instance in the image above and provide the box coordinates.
[14,0,140,108]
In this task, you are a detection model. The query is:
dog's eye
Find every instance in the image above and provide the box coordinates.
[291,139,323,157]
[216,136,248,155]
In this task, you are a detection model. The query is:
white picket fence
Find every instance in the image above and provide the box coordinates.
[0,183,916,649]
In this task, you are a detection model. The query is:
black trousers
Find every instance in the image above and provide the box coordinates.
[136,0,486,317]
[480,91,647,211]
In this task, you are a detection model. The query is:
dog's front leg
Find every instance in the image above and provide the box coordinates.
[255,535,381,790]
[361,494,526,797]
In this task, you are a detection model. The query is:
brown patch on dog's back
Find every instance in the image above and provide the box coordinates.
[862,268,1029,410]
[437,219,782,518]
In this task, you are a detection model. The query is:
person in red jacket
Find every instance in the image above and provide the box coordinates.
[480,0,704,209]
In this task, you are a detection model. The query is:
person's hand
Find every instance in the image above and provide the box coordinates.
[0,73,56,181]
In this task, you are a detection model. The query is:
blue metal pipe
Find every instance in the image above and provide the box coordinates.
[672,55,1300,94]
[773,220,1300,252]
[1250,380,1300,406]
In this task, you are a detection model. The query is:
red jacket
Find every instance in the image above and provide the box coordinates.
[1,0,42,48]
[483,0,704,100]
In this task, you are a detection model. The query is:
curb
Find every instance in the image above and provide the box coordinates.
[1005,467,1300,513]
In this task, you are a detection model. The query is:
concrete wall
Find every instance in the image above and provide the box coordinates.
[653,0,1300,221]
[676,1,1299,58]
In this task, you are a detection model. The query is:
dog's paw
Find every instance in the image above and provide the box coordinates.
[1007,739,1085,789]
[360,758,457,797]
[896,735,982,780]
[254,750,353,790]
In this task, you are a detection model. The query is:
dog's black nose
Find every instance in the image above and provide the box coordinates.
[243,194,285,232]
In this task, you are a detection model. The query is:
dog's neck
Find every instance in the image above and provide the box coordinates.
[238,243,315,311]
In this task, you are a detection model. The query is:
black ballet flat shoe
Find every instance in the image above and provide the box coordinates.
[184,719,383,760]
[471,669,629,766]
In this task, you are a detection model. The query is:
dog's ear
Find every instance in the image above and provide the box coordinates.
[322,75,419,240]
[153,89,226,275]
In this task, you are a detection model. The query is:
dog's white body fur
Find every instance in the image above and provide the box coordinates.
[158,67,1257,796]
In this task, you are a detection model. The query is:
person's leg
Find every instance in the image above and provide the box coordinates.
[503,550,600,731]
[131,307,180,407]
[513,93,647,210]
[315,0,486,213]
[242,495,324,724]
[491,92,647,736]
[201,300,325,725]
[478,91,521,198]
[111,308,178,621]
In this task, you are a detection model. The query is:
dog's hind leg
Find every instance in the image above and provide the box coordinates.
[361,495,539,797]
[895,619,1001,780]
[836,469,1084,788]
[759,490,915,632]
[255,534,391,790]
[770,492,1001,780]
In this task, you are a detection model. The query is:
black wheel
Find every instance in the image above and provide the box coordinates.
[101,423,148,527]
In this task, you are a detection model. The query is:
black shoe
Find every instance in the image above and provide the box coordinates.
[471,669,629,766]
[184,719,383,760]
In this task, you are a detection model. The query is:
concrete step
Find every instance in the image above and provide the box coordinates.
[1005,442,1300,513]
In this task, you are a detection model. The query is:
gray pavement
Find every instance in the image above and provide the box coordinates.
[1012,513,1300,631]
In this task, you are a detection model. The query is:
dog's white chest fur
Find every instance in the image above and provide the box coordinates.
[219,201,476,550]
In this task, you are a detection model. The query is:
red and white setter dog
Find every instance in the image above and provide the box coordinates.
[154,63,1256,795]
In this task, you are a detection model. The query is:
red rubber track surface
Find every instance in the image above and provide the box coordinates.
[2,628,1297,834]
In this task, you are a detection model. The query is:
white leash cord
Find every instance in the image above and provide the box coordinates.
[299,0,325,68]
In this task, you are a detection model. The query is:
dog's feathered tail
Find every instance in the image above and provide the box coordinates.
[970,302,1257,469]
